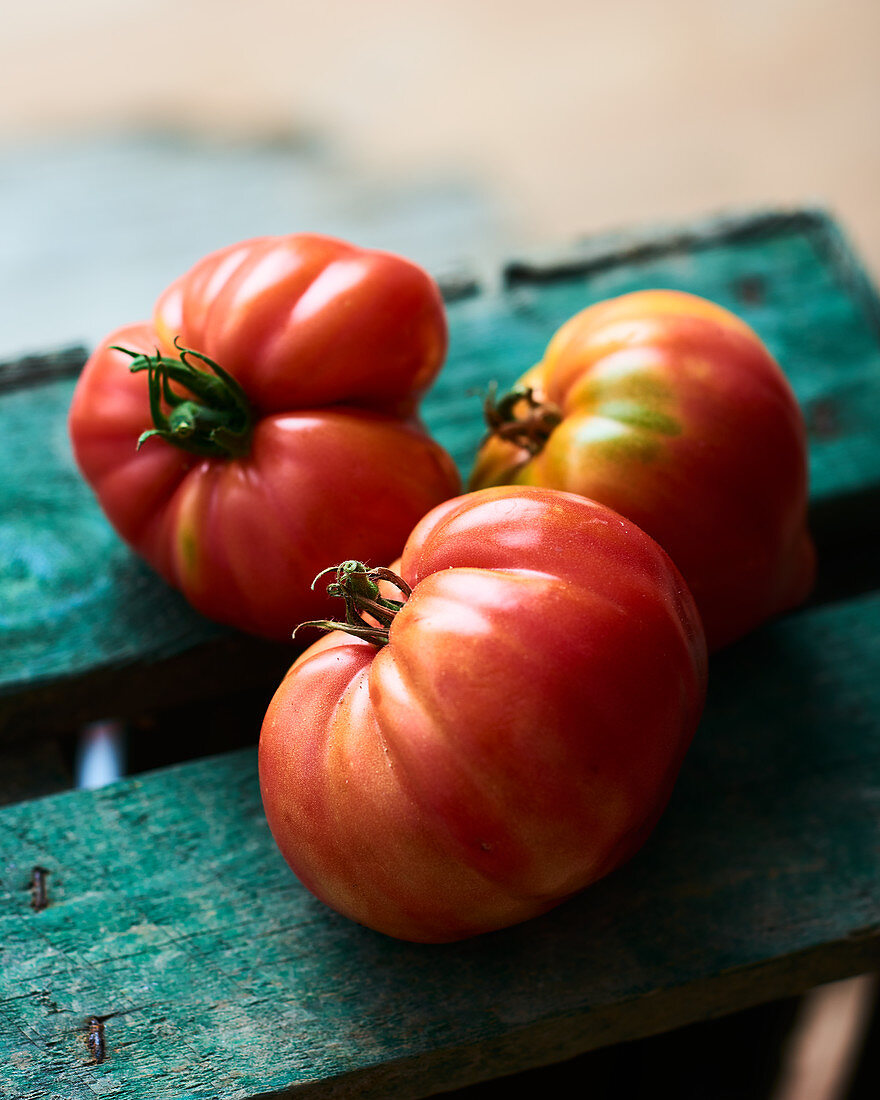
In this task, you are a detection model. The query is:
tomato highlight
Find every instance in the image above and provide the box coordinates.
[259,486,708,942]
[69,233,461,639]
[470,290,816,650]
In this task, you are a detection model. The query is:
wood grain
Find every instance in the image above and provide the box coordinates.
[3,208,880,736]
[1,588,879,1098]
[2,207,880,1097]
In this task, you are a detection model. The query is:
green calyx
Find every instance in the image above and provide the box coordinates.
[113,338,253,458]
[482,383,562,456]
[295,560,412,649]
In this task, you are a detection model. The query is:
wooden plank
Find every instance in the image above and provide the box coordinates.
[428,997,803,1099]
[4,208,880,734]
[430,208,880,513]
[1,587,879,1099]
[0,132,495,363]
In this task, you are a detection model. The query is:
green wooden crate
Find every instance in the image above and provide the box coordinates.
[2,208,879,1098]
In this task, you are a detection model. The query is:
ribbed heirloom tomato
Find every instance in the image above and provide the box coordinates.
[470,290,815,650]
[259,486,707,942]
[69,234,460,639]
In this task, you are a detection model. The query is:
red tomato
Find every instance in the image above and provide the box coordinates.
[259,486,707,942]
[69,234,460,640]
[469,290,815,650]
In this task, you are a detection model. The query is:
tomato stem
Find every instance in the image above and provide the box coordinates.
[481,382,562,456]
[296,561,411,648]
[112,337,253,458]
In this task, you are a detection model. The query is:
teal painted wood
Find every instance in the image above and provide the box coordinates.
[429,208,880,508]
[3,208,880,731]
[1,588,879,1099]
[0,374,224,676]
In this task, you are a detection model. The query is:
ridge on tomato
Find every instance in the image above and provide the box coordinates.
[259,486,707,943]
[69,233,461,640]
[469,289,815,650]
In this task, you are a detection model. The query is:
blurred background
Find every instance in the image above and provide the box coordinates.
[2,3,878,1097]
[2,0,879,358]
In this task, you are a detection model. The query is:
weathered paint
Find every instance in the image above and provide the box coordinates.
[2,209,880,727]
[2,207,880,1096]
[1,588,879,1098]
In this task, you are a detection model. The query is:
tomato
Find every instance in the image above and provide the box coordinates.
[69,234,460,640]
[469,290,815,650]
[259,486,707,942]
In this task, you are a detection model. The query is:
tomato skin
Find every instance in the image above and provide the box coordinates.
[470,290,815,650]
[259,486,707,942]
[153,235,446,418]
[69,235,460,640]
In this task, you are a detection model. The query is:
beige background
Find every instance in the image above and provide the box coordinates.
[3,7,877,1092]
[3,0,879,271]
